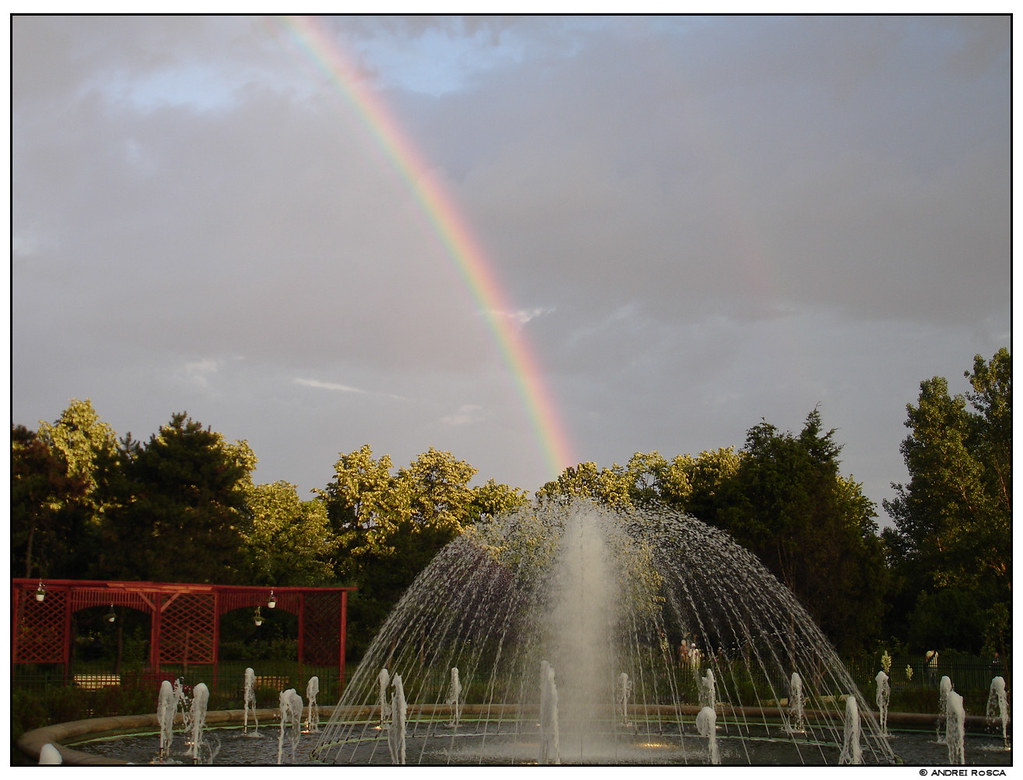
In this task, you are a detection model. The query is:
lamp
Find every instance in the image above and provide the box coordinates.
[267,590,277,609]
[253,607,264,627]
[105,605,116,623]
[34,581,46,602]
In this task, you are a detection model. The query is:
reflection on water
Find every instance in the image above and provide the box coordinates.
[72,727,1011,766]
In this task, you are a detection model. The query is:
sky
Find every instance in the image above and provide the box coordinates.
[11,15,1011,525]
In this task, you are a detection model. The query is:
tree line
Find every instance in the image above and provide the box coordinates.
[11,349,1010,661]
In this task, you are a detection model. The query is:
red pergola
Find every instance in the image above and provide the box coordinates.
[11,579,356,683]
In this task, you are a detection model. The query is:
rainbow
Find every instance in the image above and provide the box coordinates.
[279,16,574,478]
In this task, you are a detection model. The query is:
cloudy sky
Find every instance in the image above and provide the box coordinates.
[12,15,1010,523]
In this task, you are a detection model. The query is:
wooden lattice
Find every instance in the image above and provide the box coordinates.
[15,589,67,664]
[302,590,342,666]
[159,593,217,665]
[11,580,354,678]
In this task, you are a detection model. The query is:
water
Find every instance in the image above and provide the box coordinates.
[277,688,303,764]
[243,668,258,734]
[937,676,953,743]
[313,499,895,765]
[305,676,320,733]
[188,683,209,763]
[946,690,966,765]
[875,671,890,736]
[387,673,408,764]
[696,706,719,764]
[445,667,463,727]
[73,726,1015,766]
[986,676,1010,749]
[839,695,862,764]
[788,672,805,734]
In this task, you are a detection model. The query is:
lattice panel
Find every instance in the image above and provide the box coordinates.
[159,593,216,665]
[302,591,341,666]
[14,590,67,664]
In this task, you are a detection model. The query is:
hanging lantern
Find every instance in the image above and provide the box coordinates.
[253,606,264,627]
[34,581,47,602]
[267,590,277,609]
[105,605,116,623]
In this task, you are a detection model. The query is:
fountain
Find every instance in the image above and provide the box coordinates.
[938,676,953,743]
[157,680,177,759]
[306,676,320,733]
[788,672,805,733]
[387,674,408,765]
[243,668,258,735]
[377,667,391,726]
[839,695,862,764]
[696,706,720,764]
[445,668,462,728]
[617,672,632,726]
[946,690,965,764]
[313,499,895,765]
[699,668,716,710]
[277,688,303,764]
[539,660,561,764]
[986,676,1010,749]
[875,671,890,736]
[188,683,210,763]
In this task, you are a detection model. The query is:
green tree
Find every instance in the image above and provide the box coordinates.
[12,400,121,579]
[536,461,633,507]
[104,413,257,583]
[714,410,886,653]
[318,446,487,658]
[884,349,1011,653]
[11,424,88,578]
[242,481,337,586]
[466,478,530,523]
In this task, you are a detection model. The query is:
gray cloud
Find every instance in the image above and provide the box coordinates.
[12,15,1010,514]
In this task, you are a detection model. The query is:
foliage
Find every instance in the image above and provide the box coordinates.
[242,481,336,585]
[884,349,1011,653]
[102,412,257,583]
[11,399,119,579]
[710,410,887,654]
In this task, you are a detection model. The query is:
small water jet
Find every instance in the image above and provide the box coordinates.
[946,690,965,765]
[839,695,862,765]
[938,676,954,743]
[875,671,890,736]
[539,660,560,765]
[157,680,177,759]
[377,667,391,727]
[305,676,320,733]
[617,672,632,726]
[445,668,462,728]
[986,676,1010,750]
[696,706,719,764]
[788,672,805,734]
[277,688,303,764]
[188,683,210,763]
[699,668,716,710]
[387,674,408,765]
[314,500,894,765]
[243,668,258,735]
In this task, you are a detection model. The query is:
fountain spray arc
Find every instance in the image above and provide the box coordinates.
[314,499,895,765]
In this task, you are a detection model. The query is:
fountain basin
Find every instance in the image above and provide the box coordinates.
[17,707,1006,765]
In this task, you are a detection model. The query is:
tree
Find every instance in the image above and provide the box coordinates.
[713,410,886,653]
[11,424,88,578]
[12,400,120,579]
[536,461,633,507]
[318,445,492,658]
[466,478,530,523]
[104,413,257,583]
[884,349,1011,653]
[242,481,337,586]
